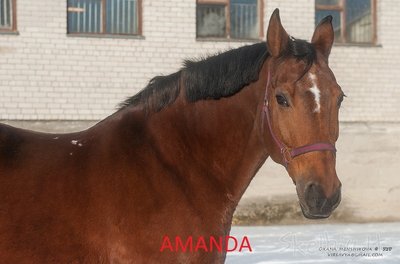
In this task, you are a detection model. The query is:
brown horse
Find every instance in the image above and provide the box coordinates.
[0,9,343,263]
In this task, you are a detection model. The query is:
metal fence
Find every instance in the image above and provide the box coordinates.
[0,0,13,30]
[196,0,258,39]
[106,0,138,34]
[67,0,138,35]
[230,1,258,39]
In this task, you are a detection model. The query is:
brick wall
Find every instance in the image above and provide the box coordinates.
[0,0,398,121]
[329,1,400,122]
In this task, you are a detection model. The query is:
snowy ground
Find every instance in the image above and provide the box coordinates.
[227,222,400,264]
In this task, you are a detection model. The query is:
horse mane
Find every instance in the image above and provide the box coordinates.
[119,39,315,112]
[118,71,182,113]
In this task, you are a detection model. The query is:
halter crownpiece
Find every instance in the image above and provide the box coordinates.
[263,70,336,168]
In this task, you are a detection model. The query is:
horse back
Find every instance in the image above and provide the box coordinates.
[0,122,104,262]
[0,123,25,167]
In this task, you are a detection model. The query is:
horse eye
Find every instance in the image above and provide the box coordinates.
[275,94,289,107]
[338,94,346,107]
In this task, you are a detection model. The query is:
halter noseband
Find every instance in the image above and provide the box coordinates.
[262,70,336,168]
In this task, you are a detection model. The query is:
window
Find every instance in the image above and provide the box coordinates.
[315,0,376,44]
[67,0,141,35]
[0,0,16,32]
[196,0,262,40]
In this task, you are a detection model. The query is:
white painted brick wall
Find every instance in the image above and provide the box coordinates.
[0,0,399,121]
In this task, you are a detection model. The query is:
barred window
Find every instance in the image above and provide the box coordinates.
[0,0,16,32]
[196,0,262,40]
[67,0,141,35]
[315,0,376,44]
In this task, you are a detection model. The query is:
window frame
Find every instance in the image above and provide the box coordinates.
[0,0,17,33]
[196,0,264,41]
[315,0,377,44]
[67,0,143,37]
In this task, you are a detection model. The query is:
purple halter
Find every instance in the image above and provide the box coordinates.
[263,70,336,167]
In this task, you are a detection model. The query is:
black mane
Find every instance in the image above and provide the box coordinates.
[118,71,181,113]
[183,43,268,103]
[119,39,315,112]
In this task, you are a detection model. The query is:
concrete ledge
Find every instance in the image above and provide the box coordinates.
[0,120,98,133]
[233,196,399,226]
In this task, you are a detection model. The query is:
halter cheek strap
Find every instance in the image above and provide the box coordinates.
[262,70,336,168]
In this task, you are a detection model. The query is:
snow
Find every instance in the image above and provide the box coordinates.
[227,223,400,264]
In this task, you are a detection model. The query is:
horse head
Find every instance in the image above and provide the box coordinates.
[264,9,344,219]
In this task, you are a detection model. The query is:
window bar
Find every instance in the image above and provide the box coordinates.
[239,5,243,37]
[315,4,342,11]
[247,4,250,38]
[0,0,2,27]
[372,0,377,44]
[88,1,92,32]
[134,0,138,34]
[110,0,114,33]
[113,0,116,33]
[13,0,17,31]
[245,4,248,37]
[248,4,252,38]
[244,4,248,38]
[102,0,106,34]
[122,0,125,34]
[134,0,136,34]
[251,4,255,37]
[7,0,10,27]
[128,0,131,34]
[235,4,239,38]
[68,0,72,33]
[127,0,131,34]
[117,0,120,33]
[240,4,244,37]
[73,0,77,32]
[84,1,87,32]
[2,0,8,28]
[236,5,240,37]
[1,0,4,27]
[225,1,230,38]
[231,5,236,37]
[94,1,98,32]
[340,0,346,43]
[77,1,81,32]
[259,0,264,39]
[138,0,142,35]
[5,0,9,27]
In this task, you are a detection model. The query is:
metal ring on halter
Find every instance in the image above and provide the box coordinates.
[281,147,292,166]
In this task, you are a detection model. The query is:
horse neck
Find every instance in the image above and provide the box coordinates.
[145,61,270,208]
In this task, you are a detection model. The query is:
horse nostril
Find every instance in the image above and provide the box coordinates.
[304,183,319,208]
[330,188,342,208]
[304,182,329,210]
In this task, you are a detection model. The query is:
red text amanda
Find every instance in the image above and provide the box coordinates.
[160,235,252,253]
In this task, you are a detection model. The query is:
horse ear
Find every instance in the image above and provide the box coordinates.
[266,9,289,57]
[312,15,334,59]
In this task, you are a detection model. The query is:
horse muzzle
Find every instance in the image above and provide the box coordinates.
[297,182,341,219]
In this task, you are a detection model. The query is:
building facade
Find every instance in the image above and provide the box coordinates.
[0,0,399,122]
